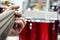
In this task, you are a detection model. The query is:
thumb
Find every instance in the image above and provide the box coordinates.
[5,5,20,11]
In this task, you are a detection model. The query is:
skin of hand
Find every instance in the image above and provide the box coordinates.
[8,6,26,36]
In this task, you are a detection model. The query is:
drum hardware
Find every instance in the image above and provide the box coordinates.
[29,23,32,29]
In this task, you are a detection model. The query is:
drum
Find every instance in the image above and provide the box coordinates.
[20,20,59,40]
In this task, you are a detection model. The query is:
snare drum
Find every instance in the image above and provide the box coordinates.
[20,20,59,40]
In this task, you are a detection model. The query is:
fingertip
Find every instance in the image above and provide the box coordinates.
[11,5,20,10]
[14,11,22,17]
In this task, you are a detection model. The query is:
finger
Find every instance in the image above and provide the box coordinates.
[15,19,25,26]
[15,17,26,25]
[5,6,20,12]
[15,19,26,33]
[11,5,20,10]
[15,19,25,28]
[14,11,22,17]
[8,29,16,36]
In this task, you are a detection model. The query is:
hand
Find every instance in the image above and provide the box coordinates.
[8,6,26,36]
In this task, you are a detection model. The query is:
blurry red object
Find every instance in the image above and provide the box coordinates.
[0,7,4,13]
